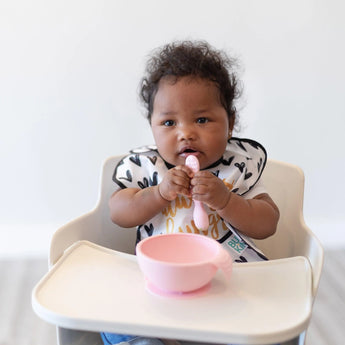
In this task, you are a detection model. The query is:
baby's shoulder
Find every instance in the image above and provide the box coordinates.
[113,145,165,188]
[216,138,267,195]
[124,145,161,165]
[117,145,165,171]
[226,138,266,159]
[129,145,158,156]
[217,137,267,176]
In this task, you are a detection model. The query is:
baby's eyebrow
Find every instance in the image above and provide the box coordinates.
[194,108,210,115]
[156,108,212,117]
[158,111,177,117]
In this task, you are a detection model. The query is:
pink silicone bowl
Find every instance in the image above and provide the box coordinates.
[136,233,232,294]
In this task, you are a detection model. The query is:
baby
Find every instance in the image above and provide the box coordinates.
[103,40,280,345]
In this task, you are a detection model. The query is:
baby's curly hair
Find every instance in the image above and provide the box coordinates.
[140,40,242,125]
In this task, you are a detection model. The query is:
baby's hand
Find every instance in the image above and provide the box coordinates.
[190,171,230,210]
[158,166,194,201]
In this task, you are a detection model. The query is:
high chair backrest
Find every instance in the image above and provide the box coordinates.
[50,156,323,297]
[96,155,137,253]
[256,159,323,297]
[49,155,136,267]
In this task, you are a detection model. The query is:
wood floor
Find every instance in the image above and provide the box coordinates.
[0,248,343,345]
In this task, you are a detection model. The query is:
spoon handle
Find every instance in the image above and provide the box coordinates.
[185,155,209,230]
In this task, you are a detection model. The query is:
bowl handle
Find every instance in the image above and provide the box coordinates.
[213,248,232,280]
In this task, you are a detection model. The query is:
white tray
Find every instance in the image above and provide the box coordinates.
[32,240,312,344]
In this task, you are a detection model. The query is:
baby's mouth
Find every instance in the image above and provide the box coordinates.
[179,147,200,157]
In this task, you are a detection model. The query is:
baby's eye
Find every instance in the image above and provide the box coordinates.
[196,117,208,124]
[163,120,175,127]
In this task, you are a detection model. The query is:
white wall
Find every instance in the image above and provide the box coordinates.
[1,0,344,256]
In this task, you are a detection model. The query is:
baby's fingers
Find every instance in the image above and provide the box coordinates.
[176,165,195,178]
[190,171,215,186]
[159,167,192,200]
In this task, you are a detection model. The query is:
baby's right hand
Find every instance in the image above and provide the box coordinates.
[158,165,194,201]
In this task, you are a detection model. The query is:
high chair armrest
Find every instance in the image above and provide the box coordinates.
[49,207,137,268]
[49,210,101,267]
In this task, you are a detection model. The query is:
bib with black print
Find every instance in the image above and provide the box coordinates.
[113,138,268,263]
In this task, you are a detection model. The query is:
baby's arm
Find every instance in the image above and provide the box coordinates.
[109,166,193,227]
[190,171,279,239]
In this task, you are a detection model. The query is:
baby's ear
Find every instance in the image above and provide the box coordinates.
[228,116,235,140]
[228,116,235,132]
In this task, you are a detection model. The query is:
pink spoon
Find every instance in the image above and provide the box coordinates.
[185,155,209,230]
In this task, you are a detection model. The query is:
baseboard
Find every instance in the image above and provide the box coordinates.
[0,223,60,258]
[0,219,344,258]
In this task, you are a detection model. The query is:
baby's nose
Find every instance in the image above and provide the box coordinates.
[178,125,196,140]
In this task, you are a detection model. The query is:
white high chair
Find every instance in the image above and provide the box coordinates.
[32,156,324,345]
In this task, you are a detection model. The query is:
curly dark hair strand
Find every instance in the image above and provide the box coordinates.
[140,40,242,125]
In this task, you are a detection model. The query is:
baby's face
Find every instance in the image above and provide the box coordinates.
[150,76,231,169]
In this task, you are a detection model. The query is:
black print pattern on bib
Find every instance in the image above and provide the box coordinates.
[112,138,268,262]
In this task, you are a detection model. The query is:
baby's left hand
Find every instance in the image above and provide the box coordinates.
[190,171,230,211]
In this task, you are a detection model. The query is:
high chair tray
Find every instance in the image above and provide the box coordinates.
[32,240,312,345]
